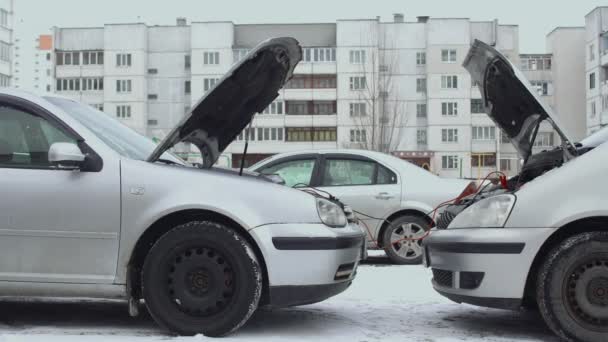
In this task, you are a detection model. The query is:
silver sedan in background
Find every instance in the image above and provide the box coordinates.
[250,150,471,264]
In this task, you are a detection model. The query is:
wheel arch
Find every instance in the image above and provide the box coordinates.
[522,216,608,307]
[376,208,433,247]
[127,208,270,304]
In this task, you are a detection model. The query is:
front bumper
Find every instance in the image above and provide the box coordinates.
[423,227,555,309]
[250,222,365,307]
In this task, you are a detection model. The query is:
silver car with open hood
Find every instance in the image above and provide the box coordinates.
[0,37,364,337]
[424,40,608,342]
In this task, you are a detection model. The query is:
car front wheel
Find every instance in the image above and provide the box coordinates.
[382,215,430,265]
[537,231,608,342]
[142,221,262,336]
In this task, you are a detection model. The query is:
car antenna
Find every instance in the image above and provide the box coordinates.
[239,121,254,176]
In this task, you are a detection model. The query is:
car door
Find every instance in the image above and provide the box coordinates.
[316,154,401,237]
[255,154,321,188]
[0,99,121,284]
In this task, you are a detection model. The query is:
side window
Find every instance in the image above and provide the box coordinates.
[322,159,375,186]
[259,159,316,187]
[377,164,398,184]
[0,105,77,169]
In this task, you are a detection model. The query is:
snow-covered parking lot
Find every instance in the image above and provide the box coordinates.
[0,253,559,342]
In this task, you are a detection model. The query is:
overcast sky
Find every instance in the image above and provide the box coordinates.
[12,0,605,89]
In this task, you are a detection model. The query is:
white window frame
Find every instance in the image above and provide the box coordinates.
[116,79,132,93]
[472,126,496,141]
[349,50,366,64]
[441,49,457,63]
[349,129,367,143]
[349,102,367,117]
[204,51,220,65]
[441,102,458,116]
[441,75,458,89]
[416,129,427,145]
[116,53,132,67]
[203,78,220,92]
[116,105,132,119]
[416,52,426,66]
[441,128,459,143]
[441,155,459,169]
[349,76,366,90]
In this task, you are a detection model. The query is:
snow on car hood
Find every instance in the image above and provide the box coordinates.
[463,40,575,161]
[147,37,302,167]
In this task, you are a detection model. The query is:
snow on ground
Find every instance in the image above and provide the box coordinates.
[0,253,558,342]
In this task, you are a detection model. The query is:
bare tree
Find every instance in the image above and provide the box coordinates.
[347,29,407,154]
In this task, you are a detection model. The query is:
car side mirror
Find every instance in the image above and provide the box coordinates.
[48,142,86,170]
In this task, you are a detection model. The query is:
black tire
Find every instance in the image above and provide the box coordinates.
[382,215,430,265]
[142,221,262,337]
[537,232,608,342]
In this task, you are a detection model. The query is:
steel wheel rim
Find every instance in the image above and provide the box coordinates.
[166,246,236,317]
[390,223,426,260]
[563,255,608,332]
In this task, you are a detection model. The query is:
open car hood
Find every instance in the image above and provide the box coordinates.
[463,40,575,161]
[147,37,302,167]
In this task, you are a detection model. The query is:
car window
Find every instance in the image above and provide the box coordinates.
[323,159,375,186]
[0,105,77,169]
[377,164,398,184]
[260,159,316,187]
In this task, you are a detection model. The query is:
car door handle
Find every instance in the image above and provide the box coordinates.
[375,192,395,200]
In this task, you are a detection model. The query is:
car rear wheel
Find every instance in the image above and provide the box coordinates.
[382,215,430,265]
[537,231,608,342]
[142,221,262,337]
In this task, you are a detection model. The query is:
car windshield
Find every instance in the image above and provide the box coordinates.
[45,97,184,164]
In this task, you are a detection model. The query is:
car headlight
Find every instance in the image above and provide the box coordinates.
[448,194,516,228]
[316,198,347,228]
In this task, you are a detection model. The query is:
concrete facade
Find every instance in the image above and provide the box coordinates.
[49,14,588,179]
[585,7,608,134]
[0,0,13,88]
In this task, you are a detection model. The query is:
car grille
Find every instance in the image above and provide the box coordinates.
[432,268,454,288]
[436,211,455,230]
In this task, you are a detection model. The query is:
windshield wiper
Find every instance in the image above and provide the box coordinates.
[156,158,184,166]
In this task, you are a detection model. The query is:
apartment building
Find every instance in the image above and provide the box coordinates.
[0,0,13,88]
[32,34,54,94]
[585,7,608,135]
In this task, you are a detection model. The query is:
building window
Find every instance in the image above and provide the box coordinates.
[0,41,10,62]
[441,49,457,63]
[530,81,552,96]
[520,55,552,71]
[147,68,158,74]
[286,127,337,142]
[349,76,366,90]
[441,128,459,143]
[416,78,427,93]
[203,51,220,65]
[416,52,426,66]
[500,159,512,172]
[602,94,608,111]
[0,9,7,28]
[441,75,458,89]
[262,101,284,114]
[471,153,496,167]
[471,99,484,113]
[417,129,427,145]
[441,155,459,169]
[349,50,366,64]
[80,77,104,91]
[441,102,458,116]
[203,78,219,91]
[533,132,554,147]
[83,51,103,65]
[116,79,132,93]
[350,102,367,117]
[590,72,596,90]
[416,103,427,118]
[302,47,336,63]
[0,73,10,87]
[284,75,337,89]
[472,126,496,140]
[185,81,191,94]
[148,119,158,126]
[116,53,132,67]
[185,55,191,69]
[148,94,158,100]
[233,49,249,63]
[91,104,104,112]
[252,127,284,142]
[590,101,597,118]
[116,105,132,119]
[590,44,595,61]
[350,129,367,143]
